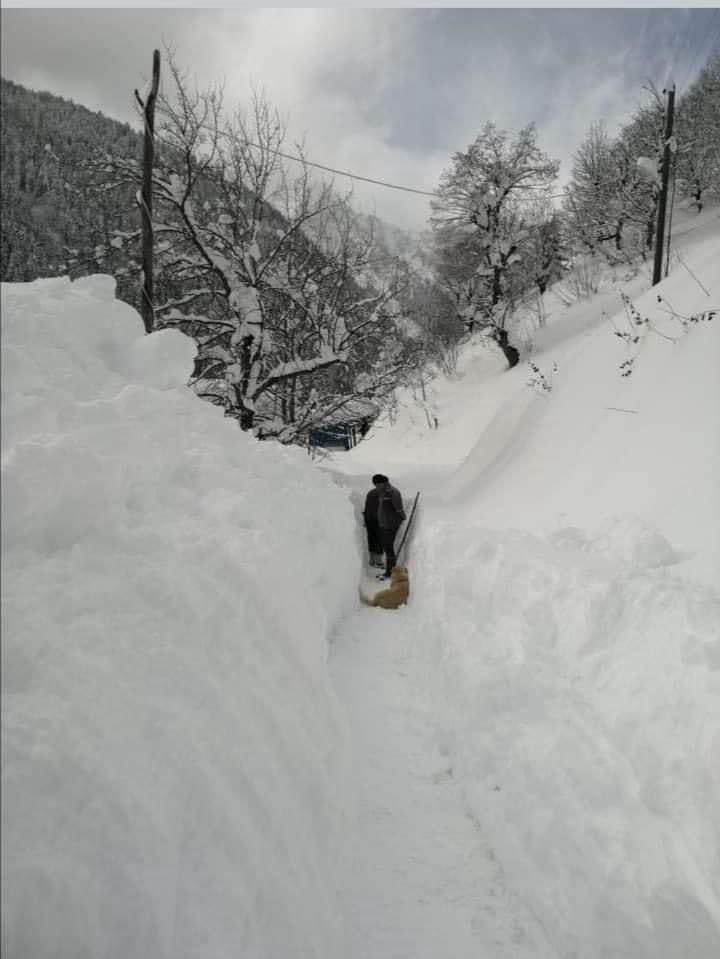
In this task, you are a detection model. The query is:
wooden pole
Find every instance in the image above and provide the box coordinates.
[652,84,675,287]
[135,50,160,334]
[664,150,677,278]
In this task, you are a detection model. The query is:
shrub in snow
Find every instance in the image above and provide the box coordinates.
[555,252,603,305]
[526,361,558,395]
[1,276,358,959]
[611,290,716,377]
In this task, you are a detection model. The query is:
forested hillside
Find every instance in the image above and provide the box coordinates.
[1,79,140,293]
[0,76,456,444]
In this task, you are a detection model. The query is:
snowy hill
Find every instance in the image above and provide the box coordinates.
[2,209,719,958]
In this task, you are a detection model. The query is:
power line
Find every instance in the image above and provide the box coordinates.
[259,142,565,200]
[151,111,567,202]
[157,117,439,197]
[266,147,438,198]
[138,19,719,210]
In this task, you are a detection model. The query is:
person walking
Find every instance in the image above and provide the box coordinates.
[373,474,406,579]
[363,481,383,568]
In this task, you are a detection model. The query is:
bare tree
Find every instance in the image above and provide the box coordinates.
[564,93,663,264]
[675,54,720,213]
[399,269,465,376]
[243,202,413,443]
[98,56,412,443]
[147,62,339,431]
[563,122,626,257]
[431,123,559,368]
[518,201,566,296]
[615,92,664,256]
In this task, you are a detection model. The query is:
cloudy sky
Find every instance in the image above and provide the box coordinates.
[2,4,719,230]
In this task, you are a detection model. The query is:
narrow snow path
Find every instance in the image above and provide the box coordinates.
[329,579,548,959]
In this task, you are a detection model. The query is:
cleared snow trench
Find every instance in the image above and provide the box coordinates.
[331,584,559,957]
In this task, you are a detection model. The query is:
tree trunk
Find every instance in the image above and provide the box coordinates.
[492,265,503,307]
[495,327,519,369]
[137,50,160,335]
[693,181,703,213]
[614,219,624,251]
[238,405,254,431]
[645,216,655,254]
[232,372,254,431]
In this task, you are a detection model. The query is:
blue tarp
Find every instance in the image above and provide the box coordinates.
[310,425,353,450]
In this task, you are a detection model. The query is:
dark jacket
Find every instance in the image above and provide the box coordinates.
[377,484,405,531]
[363,489,380,528]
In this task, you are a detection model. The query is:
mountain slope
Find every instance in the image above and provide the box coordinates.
[343,205,720,587]
[0,77,140,283]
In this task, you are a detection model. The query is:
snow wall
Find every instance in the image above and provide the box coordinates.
[1,276,358,959]
[411,519,720,957]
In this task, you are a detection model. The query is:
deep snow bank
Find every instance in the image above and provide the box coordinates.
[452,230,720,588]
[1,277,357,959]
[411,519,720,958]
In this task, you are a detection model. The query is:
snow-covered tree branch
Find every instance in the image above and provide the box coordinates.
[430,123,559,368]
[104,53,414,443]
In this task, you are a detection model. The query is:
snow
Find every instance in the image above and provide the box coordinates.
[334,522,720,957]
[332,206,720,956]
[347,207,720,588]
[2,275,357,958]
[3,206,720,958]
[637,156,660,184]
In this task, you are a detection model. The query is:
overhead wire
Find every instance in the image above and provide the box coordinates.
[152,121,567,203]
[141,16,719,211]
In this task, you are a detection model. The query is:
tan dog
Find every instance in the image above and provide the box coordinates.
[359,565,410,610]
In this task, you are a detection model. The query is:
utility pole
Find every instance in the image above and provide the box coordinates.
[664,151,677,278]
[652,83,675,286]
[135,50,161,334]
